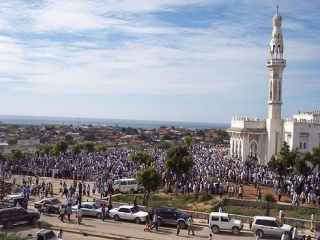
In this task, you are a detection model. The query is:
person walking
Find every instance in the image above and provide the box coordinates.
[101,203,106,221]
[310,212,316,232]
[59,205,65,222]
[66,205,72,223]
[176,220,180,236]
[151,212,158,231]
[187,215,195,235]
[76,206,83,225]
[208,233,212,240]
[292,225,298,240]
[279,209,285,224]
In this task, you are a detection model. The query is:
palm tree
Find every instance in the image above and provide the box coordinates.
[264,193,276,216]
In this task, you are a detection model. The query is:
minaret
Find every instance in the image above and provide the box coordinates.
[266,5,286,161]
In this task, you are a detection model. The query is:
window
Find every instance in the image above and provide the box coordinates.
[221,217,229,222]
[303,142,306,149]
[120,181,127,186]
[300,142,302,149]
[119,208,130,213]
[211,216,219,221]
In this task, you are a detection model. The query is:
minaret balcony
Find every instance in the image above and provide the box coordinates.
[266,59,286,67]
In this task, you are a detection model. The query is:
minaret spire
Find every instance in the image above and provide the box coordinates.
[270,4,284,59]
[266,5,286,161]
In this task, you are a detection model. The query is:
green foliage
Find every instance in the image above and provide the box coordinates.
[165,145,194,179]
[83,141,94,153]
[130,151,152,166]
[7,138,18,145]
[162,133,172,140]
[223,205,263,217]
[0,151,7,162]
[121,127,138,135]
[95,144,107,152]
[196,191,213,202]
[54,140,68,154]
[35,143,54,156]
[65,134,74,143]
[182,135,192,146]
[296,147,320,176]
[264,193,276,208]
[267,142,299,178]
[71,143,82,155]
[0,232,28,240]
[11,147,24,162]
[153,141,172,149]
[136,167,162,191]
[34,220,52,229]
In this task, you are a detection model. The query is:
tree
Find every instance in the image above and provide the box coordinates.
[162,133,172,141]
[295,147,320,177]
[35,144,54,156]
[263,193,276,216]
[136,167,162,207]
[153,141,172,149]
[71,143,82,155]
[95,144,107,152]
[0,152,6,162]
[83,142,94,153]
[182,135,192,147]
[65,134,73,143]
[165,145,193,180]
[130,151,152,166]
[267,142,299,185]
[11,147,23,162]
[54,140,68,154]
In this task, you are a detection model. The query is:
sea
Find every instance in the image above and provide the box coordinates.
[0,115,229,130]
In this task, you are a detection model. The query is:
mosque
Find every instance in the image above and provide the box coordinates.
[227,6,320,165]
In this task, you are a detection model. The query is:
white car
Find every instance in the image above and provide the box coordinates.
[250,216,292,238]
[109,205,148,224]
[72,202,102,219]
[208,212,243,235]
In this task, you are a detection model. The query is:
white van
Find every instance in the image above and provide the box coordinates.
[113,178,139,194]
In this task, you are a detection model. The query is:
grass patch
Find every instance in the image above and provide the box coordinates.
[291,207,320,221]
[34,220,52,229]
[223,204,265,217]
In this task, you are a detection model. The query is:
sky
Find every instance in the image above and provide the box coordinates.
[0,0,319,124]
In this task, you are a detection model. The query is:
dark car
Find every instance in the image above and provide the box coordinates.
[0,207,40,229]
[150,206,191,229]
[34,197,66,214]
[1,194,28,209]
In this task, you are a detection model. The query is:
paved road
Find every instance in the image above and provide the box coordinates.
[2,216,257,240]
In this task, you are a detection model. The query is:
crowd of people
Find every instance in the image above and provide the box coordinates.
[2,144,320,240]
[4,145,320,207]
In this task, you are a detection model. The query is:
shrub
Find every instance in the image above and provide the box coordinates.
[34,220,52,229]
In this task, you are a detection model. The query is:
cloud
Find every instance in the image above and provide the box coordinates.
[0,0,319,122]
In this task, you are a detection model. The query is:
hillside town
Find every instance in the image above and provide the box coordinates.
[0,122,229,157]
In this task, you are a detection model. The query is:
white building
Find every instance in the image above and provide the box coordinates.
[227,6,320,165]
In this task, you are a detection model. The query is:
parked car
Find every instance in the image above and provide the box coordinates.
[109,205,148,224]
[250,216,291,238]
[0,207,40,229]
[208,212,243,235]
[1,194,27,209]
[34,198,66,214]
[72,202,102,219]
[150,206,191,229]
